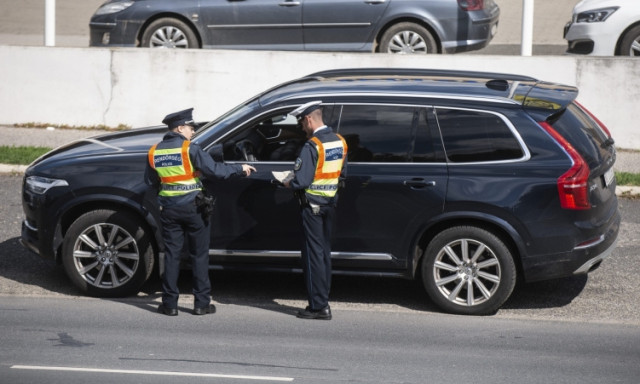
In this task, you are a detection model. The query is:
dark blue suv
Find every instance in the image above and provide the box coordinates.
[21,68,620,315]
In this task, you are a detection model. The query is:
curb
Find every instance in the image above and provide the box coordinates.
[3,163,639,197]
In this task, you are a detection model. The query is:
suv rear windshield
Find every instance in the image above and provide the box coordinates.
[547,103,612,169]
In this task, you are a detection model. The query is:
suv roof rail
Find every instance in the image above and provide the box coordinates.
[307,68,537,82]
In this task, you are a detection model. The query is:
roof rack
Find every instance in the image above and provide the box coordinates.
[306,68,537,82]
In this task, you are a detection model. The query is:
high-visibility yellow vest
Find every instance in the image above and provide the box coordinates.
[148,140,202,197]
[306,134,347,198]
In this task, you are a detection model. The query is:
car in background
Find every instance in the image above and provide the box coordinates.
[564,0,640,56]
[21,68,619,316]
[89,0,500,54]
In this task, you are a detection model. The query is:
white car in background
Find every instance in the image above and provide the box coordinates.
[564,0,640,56]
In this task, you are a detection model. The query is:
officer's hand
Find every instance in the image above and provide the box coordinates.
[242,164,257,176]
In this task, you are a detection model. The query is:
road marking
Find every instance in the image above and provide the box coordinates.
[10,365,294,382]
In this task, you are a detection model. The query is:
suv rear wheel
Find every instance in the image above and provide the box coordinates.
[421,226,516,315]
[62,210,154,297]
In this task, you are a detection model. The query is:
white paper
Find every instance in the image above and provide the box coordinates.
[272,170,294,184]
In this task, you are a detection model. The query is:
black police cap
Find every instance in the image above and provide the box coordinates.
[162,108,195,129]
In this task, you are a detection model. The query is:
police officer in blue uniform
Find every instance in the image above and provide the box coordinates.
[145,108,255,316]
[284,101,348,320]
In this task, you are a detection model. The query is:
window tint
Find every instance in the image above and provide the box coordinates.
[337,105,416,163]
[436,108,523,163]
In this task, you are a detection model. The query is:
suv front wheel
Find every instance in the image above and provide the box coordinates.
[421,226,516,315]
[62,210,154,297]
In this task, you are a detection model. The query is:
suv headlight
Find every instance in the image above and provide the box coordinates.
[26,176,69,195]
[95,1,135,16]
[576,7,619,23]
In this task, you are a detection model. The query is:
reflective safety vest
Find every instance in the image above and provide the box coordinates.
[306,134,348,198]
[148,140,202,197]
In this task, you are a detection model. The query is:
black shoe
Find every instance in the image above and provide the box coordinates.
[193,304,216,316]
[296,306,332,320]
[157,304,178,316]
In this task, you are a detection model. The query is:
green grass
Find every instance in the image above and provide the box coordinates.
[0,146,52,165]
[615,172,640,186]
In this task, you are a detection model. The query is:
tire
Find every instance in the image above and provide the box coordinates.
[141,18,199,49]
[421,226,516,315]
[618,25,640,56]
[62,210,154,297]
[379,22,437,54]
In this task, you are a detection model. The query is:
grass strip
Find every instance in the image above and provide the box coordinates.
[0,146,52,165]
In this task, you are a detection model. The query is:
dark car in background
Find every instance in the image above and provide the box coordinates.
[89,0,500,54]
[21,68,619,315]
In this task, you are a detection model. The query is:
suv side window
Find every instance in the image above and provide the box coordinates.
[435,108,524,163]
[336,105,424,163]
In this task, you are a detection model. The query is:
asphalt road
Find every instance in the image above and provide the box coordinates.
[1,296,639,384]
[0,0,578,54]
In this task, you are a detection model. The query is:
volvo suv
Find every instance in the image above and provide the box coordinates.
[21,68,620,315]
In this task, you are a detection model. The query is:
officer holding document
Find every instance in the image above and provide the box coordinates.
[282,101,348,320]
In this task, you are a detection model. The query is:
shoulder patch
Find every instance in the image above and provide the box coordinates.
[294,157,303,171]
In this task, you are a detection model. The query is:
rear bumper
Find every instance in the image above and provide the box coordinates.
[521,209,620,282]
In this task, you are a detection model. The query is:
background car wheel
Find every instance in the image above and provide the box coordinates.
[379,22,437,54]
[62,210,154,297]
[618,25,640,56]
[141,18,199,48]
[421,226,516,315]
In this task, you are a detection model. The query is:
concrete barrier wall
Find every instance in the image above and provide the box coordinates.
[1,45,638,149]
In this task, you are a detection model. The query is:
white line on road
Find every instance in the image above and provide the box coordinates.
[10,365,294,382]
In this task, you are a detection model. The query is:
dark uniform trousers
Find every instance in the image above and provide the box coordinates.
[301,204,335,310]
[160,202,210,309]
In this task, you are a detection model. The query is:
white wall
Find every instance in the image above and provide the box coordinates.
[1,46,638,149]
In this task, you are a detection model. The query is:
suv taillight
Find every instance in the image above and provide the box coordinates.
[539,121,591,210]
[458,0,484,11]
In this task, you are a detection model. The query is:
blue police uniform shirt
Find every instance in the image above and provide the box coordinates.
[290,126,348,206]
[144,131,244,207]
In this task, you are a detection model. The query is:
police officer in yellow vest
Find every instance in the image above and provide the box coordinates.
[145,108,255,316]
[284,101,348,320]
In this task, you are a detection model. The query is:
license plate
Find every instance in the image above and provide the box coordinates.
[604,167,615,188]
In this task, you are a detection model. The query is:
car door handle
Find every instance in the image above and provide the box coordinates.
[364,0,387,4]
[279,1,301,6]
[403,179,436,188]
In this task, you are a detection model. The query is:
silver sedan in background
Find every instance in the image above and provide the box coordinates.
[89,0,500,54]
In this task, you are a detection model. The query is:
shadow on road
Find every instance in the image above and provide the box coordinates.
[0,236,587,316]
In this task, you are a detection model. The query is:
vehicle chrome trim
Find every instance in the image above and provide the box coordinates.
[208,24,300,29]
[210,249,395,261]
[574,234,605,250]
[23,219,38,232]
[304,23,372,28]
[277,92,519,105]
[89,22,117,27]
[573,238,617,275]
